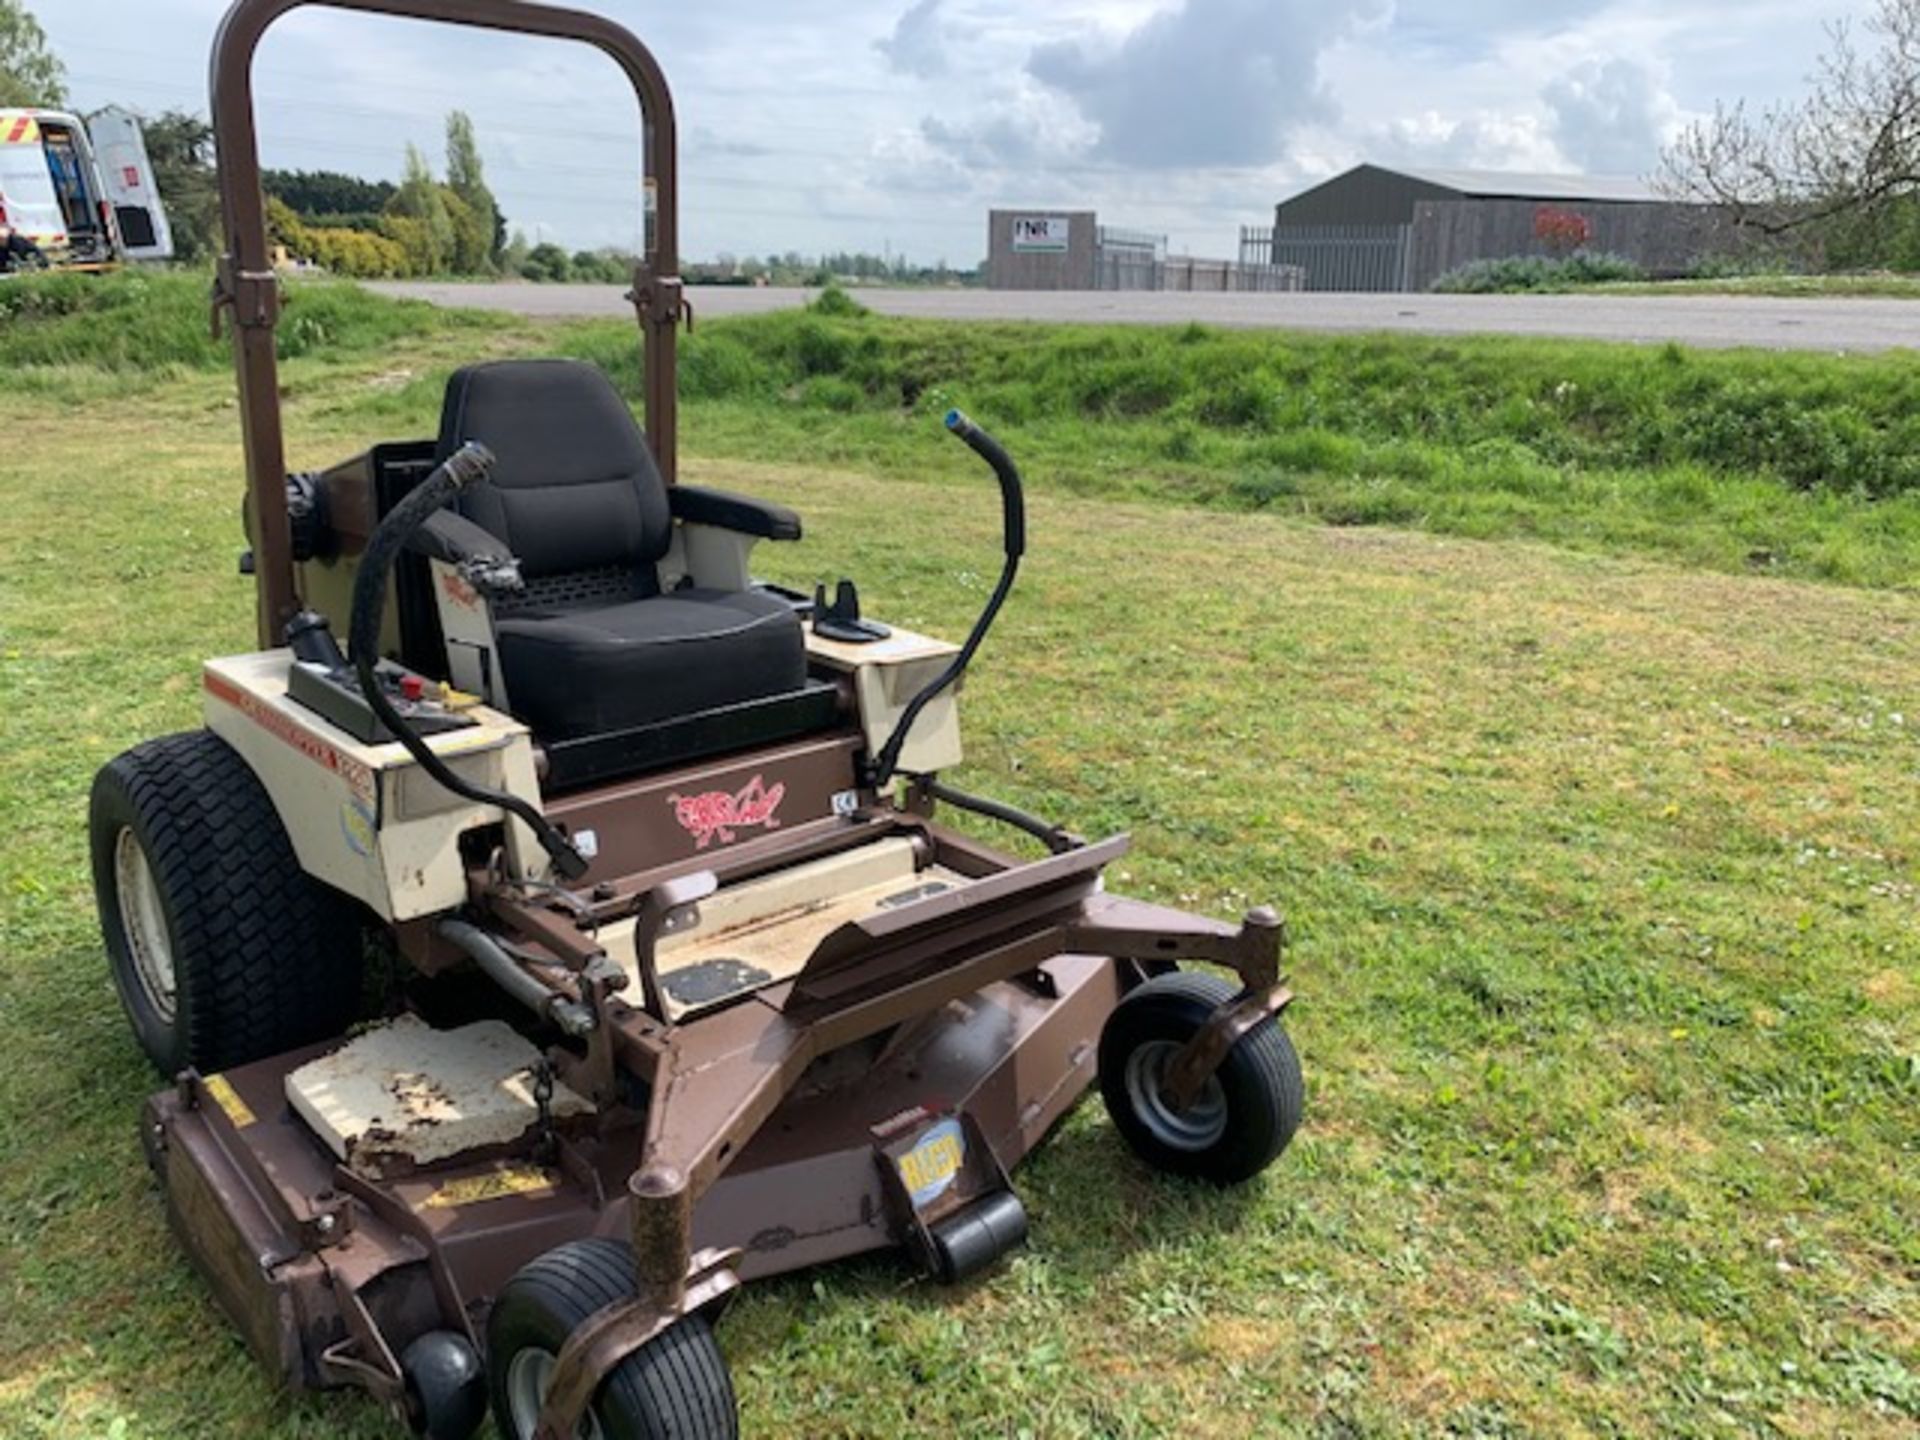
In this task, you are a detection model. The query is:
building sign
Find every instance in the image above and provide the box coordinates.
[1011,215,1070,253]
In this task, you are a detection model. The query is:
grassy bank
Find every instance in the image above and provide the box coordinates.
[556,298,1920,589]
[1,322,1916,1436]
[5,271,1918,588]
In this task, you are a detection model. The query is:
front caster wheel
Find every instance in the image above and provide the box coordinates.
[401,1330,486,1440]
[1099,970,1303,1185]
[487,1238,737,1440]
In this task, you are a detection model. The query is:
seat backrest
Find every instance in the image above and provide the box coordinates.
[436,359,671,582]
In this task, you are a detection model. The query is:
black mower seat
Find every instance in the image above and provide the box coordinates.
[494,587,803,740]
[436,359,807,742]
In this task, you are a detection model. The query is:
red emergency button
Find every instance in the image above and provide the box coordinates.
[399,674,425,702]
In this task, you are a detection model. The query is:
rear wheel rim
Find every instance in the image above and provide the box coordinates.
[505,1346,605,1440]
[1124,1039,1228,1151]
[114,826,175,1023]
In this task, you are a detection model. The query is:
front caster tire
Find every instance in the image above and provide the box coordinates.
[1099,970,1303,1185]
[401,1331,487,1440]
[89,729,364,1075]
[487,1238,737,1440]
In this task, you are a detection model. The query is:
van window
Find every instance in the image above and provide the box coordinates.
[0,138,63,241]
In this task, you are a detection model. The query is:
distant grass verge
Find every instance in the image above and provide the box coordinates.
[6,271,1916,588]
[0,267,498,373]
[1592,272,1920,300]
[554,304,1920,588]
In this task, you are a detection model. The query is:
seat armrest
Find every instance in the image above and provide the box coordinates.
[669,485,802,542]
[408,508,524,596]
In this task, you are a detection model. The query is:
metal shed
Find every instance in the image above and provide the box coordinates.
[1242,164,1726,292]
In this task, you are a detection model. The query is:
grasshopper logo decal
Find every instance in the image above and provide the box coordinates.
[668,775,785,850]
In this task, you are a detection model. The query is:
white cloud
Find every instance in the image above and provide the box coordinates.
[1374,110,1564,172]
[1026,0,1386,168]
[875,0,950,78]
[1542,56,1682,174]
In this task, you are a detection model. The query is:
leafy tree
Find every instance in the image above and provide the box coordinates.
[439,182,491,276]
[0,1,64,108]
[139,109,219,263]
[269,197,409,277]
[501,226,531,274]
[567,247,637,283]
[1662,0,1920,268]
[520,241,571,283]
[263,168,396,217]
[444,110,503,266]
[383,144,454,273]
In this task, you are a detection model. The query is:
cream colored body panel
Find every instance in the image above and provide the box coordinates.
[202,651,546,920]
[427,558,511,709]
[599,837,972,1018]
[656,524,761,592]
[806,626,965,774]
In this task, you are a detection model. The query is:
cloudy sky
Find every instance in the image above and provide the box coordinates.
[41,0,1845,263]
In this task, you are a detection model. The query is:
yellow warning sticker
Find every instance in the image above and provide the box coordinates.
[424,1166,555,1209]
[204,1073,257,1129]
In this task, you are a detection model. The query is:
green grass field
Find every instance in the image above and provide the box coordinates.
[0,279,1915,1438]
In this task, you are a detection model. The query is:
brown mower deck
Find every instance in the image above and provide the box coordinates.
[144,948,1122,1399]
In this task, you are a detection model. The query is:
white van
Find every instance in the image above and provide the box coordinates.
[0,109,127,269]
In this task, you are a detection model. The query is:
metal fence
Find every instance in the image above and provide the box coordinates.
[1096,227,1163,290]
[1096,225,1168,258]
[1242,223,1411,292]
[1098,227,1302,292]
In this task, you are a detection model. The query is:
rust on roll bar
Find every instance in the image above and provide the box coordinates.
[210,0,681,644]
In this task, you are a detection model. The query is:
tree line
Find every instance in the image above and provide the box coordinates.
[263,114,505,278]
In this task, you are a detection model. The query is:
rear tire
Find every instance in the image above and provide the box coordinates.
[1099,970,1303,1185]
[487,1238,737,1440]
[89,729,364,1074]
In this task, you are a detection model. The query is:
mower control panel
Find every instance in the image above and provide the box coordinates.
[281,608,479,746]
[286,656,482,746]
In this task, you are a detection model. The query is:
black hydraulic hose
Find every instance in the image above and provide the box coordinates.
[347,441,589,880]
[949,408,1026,559]
[867,410,1025,792]
[912,777,1075,854]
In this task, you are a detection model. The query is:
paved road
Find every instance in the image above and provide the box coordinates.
[370,281,1920,352]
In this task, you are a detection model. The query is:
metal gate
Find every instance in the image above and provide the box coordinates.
[1243,223,1411,292]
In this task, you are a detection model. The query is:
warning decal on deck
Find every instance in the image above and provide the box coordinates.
[424,1166,556,1209]
[203,1073,257,1129]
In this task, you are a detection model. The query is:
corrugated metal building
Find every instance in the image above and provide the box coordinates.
[1244,164,1727,292]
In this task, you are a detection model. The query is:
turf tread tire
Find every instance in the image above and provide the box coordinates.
[90,730,363,1074]
[1099,969,1304,1185]
[487,1238,737,1440]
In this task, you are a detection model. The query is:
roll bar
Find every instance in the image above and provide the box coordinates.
[210,0,682,645]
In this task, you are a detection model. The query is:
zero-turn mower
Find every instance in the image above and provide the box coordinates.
[90,3,1304,1435]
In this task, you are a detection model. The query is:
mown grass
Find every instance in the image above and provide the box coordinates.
[1,285,1916,1437]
